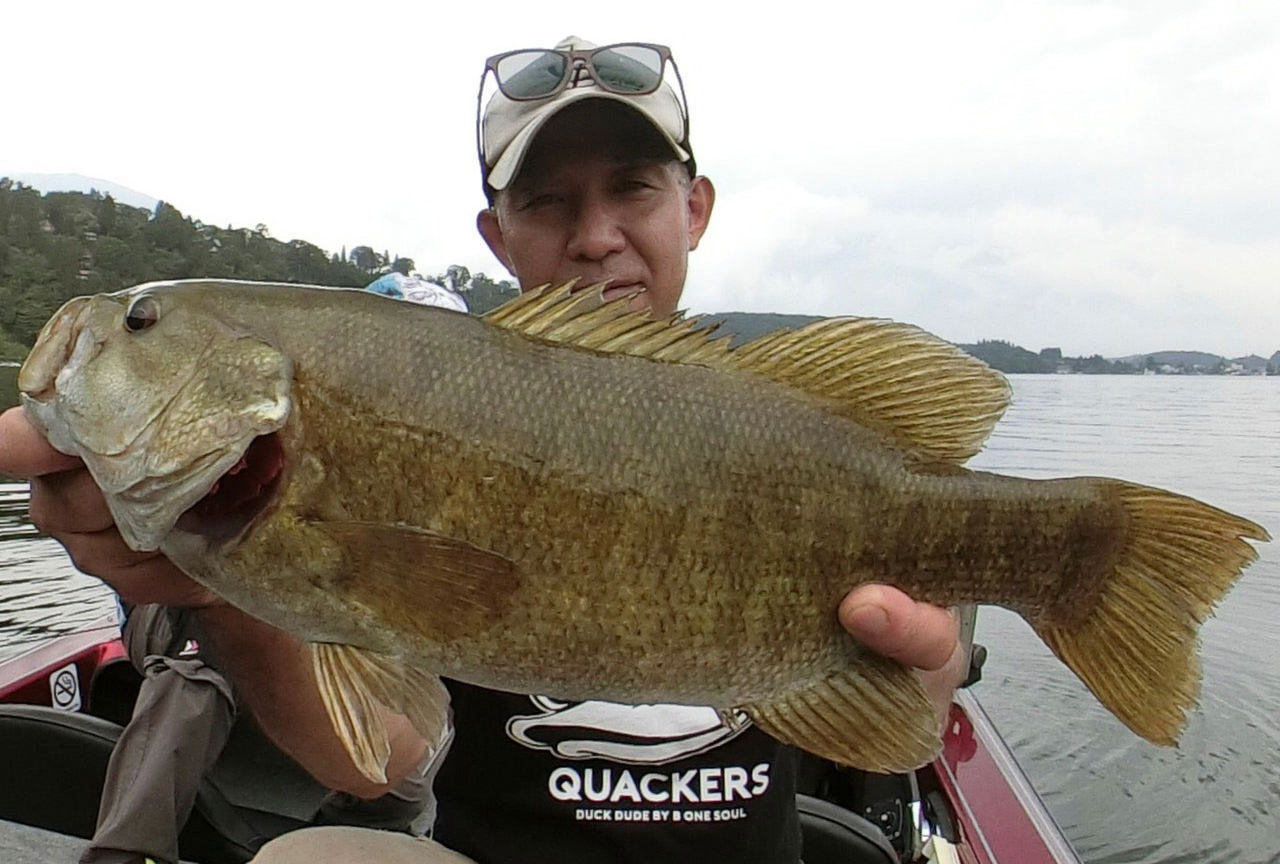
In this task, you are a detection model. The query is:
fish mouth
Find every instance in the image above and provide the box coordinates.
[175,432,286,547]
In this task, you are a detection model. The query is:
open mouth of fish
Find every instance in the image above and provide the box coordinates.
[175,432,286,545]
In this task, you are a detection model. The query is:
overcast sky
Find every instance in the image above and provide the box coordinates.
[4,1,1276,357]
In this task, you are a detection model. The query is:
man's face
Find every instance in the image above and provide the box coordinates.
[478,102,714,318]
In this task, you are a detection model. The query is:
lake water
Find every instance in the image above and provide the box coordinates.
[0,374,1277,863]
[1,360,121,658]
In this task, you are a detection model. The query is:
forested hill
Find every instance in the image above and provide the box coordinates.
[0,179,517,361]
[3,180,1274,375]
[700,312,823,346]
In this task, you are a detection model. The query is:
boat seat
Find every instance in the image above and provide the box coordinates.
[798,793,899,864]
[0,704,899,864]
[0,704,118,842]
[0,703,286,863]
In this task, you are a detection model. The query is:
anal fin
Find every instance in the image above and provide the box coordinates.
[742,656,941,774]
[311,642,451,784]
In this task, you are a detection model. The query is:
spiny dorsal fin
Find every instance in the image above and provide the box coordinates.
[311,642,452,784]
[483,282,736,367]
[727,318,1011,463]
[484,284,1009,463]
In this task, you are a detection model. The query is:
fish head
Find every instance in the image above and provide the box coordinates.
[19,283,292,552]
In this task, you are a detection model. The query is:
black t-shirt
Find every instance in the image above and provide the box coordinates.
[433,680,801,863]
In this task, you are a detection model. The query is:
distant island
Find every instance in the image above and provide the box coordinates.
[698,319,1278,376]
[950,341,1279,376]
[2,178,1276,378]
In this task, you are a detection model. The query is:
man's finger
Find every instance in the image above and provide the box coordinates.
[28,468,116,535]
[57,528,217,607]
[0,406,80,478]
[838,584,960,672]
[57,525,165,578]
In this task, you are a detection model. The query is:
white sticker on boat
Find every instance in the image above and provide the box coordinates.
[50,663,81,712]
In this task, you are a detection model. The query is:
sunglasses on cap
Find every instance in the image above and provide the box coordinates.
[484,42,683,101]
[476,42,691,190]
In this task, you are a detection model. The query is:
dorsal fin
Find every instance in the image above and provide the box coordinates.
[727,318,1011,463]
[483,284,1010,463]
[483,282,736,367]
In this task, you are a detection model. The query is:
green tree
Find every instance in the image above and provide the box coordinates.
[96,193,118,236]
[145,202,192,254]
[349,245,383,273]
[0,327,29,363]
[46,194,73,234]
[287,240,333,284]
[959,339,1052,373]
[467,271,519,313]
[45,236,82,284]
[94,236,145,284]
[0,182,14,237]
[445,264,471,291]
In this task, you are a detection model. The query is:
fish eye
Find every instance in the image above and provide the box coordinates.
[124,295,160,333]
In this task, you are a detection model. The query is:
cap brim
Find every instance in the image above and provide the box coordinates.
[486,88,690,192]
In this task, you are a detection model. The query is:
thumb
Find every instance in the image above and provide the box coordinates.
[0,406,81,478]
[838,584,959,672]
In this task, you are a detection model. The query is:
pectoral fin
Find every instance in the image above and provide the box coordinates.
[310,521,519,642]
[742,657,942,773]
[311,642,452,784]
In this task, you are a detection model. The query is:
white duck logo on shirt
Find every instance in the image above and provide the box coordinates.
[506,696,751,765]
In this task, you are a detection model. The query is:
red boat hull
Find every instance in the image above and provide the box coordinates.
[0,617,125,712]
[936,689,1081,864]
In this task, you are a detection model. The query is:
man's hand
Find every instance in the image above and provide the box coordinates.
[2,405,425,795]
[0,406,219,608]
[838,583,968,724]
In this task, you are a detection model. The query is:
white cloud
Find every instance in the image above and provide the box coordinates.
[688,184,1278,356]
[3,0,1277,356]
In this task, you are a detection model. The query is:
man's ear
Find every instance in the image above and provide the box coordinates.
[686,176,715,251]
[477,208,516,277]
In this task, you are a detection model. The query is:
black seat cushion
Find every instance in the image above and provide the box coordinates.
[0,703,120,839]
[798,792,898,864]
[0,704,270,863]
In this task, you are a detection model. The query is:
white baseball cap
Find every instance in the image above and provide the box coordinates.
[478,36,693,194]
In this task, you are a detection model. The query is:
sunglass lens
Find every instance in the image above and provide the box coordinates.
[591,45,663,93]
[495,50,568,99]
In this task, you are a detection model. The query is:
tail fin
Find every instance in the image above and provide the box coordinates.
[1035,482,1269,745]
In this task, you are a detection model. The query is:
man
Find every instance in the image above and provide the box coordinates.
[0,35,967,864]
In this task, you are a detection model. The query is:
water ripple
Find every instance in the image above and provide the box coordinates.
[974,376,1279,864]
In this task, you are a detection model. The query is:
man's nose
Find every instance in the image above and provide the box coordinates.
[566,197,626,261]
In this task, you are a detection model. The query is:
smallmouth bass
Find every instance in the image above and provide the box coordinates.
[18,280,1269,782]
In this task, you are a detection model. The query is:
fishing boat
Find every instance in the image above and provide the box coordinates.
[0,615,1083,864]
